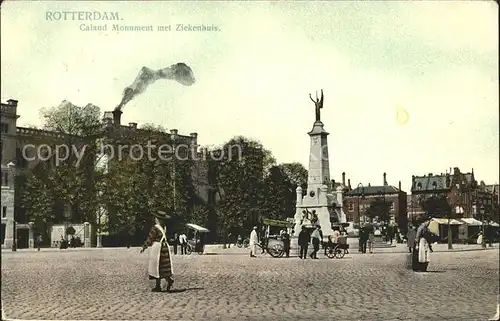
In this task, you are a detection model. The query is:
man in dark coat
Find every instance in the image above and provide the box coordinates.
[407,225,417,253]
[359,226,368,254]
[282,230,291,258]
[298,226,310,259]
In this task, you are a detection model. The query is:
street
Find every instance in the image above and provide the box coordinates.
[1,247,499,321]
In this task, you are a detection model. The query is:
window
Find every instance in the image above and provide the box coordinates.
[2,172,8,186]
[417,183,422,190]
[0,123,8,133]
[348,202,354,211]
[390,202,395,211]
[2,206,6,218]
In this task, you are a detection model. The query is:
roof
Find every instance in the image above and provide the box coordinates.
[430,218,463,225]
[346,185,400,196]
[411,169,476,193]
[186,223,210,232]
[460,218,483,226]
[412,175,449,192]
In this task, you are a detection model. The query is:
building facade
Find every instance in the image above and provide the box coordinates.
[410,167,477,220]
[1,99,215,247]
[344,173,408,229]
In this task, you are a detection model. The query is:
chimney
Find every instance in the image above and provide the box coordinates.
[190,132,198,146]
[128,122,137,129]
[342,172,346,185]
[383,172,387,186]
[347,178,351,188]
[428,173,432,176]
[7,99,18,106]
[399,180,401,190]
[112,109,122,126]
[368,183,371,187]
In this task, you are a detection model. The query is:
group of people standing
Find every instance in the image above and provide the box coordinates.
[358,226,375,254]
[248,226,292,258]
[171,232,188,255]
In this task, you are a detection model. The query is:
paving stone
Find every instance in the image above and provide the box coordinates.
[1,248,498,320]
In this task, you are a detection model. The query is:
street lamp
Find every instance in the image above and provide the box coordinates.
[356,183,364,253]
[7,162,16,251]
[480,205,486,249]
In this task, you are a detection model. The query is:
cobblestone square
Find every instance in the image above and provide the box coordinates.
[1,248,499,321]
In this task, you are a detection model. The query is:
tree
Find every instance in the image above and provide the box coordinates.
[211,136,275,237]
[365,197,392,223]
[420,194,451,218]
[18,101,102,234]
[278,162,308,191]
[261,163,307,221]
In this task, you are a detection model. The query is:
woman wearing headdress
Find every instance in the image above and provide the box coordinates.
[140,210,174,292]
[413,217,434,272]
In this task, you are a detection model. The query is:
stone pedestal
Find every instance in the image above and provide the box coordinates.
[292,120,336,237]
[28,222,35,248]
[83,222,91,248]
[96,234,103,247]
[3,219,14,249]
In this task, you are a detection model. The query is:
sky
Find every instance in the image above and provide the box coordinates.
[1,1,498,192]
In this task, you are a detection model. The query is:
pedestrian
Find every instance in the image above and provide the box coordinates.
[368,227,375,254]
[310,226,321,259]
[36,234,42,251]
[227,232,232,249]
[324,235,334,255]
[359,226,368,254]
[407,225,416,253]
[172,233,178,255]
[412,218,433,272]
[140,210,174,292]
[260,228,267,254]
[282,229,291,258]
[298,226,310,259]
[477,231,483,245]
[249,226,259,257]
[179,232,187,255]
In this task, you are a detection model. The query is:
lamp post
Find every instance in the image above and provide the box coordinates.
[357,183,363,252]
[480,205,486,249]
[7,161,16,251]
[357,183,363,226]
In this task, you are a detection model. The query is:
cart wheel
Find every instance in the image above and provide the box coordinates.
[326,248,336,259]
[243,239,249,248]
[334,245,345,259]
[186,245,193,255]
[236,242,243,248]
[269,244,284,258]
[197,250,204,255]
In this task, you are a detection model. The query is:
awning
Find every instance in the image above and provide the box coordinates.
[431,218,464,225]
[186,223,210,233]
[460,218,483,226]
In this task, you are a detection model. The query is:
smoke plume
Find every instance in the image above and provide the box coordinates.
[115,62,195,111]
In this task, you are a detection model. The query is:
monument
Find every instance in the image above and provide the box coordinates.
[292,90,345,237]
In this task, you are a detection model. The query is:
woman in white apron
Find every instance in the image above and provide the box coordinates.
[140,211,174,292]
[413,218,433,272]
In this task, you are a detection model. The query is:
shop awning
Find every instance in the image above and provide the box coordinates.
[460,218,483,226]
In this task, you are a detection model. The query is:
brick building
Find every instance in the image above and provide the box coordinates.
[475,181,499,222]
[409,167,477,221]
[344,173,408,229]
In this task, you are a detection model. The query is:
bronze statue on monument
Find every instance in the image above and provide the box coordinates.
[309,89,324,122]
